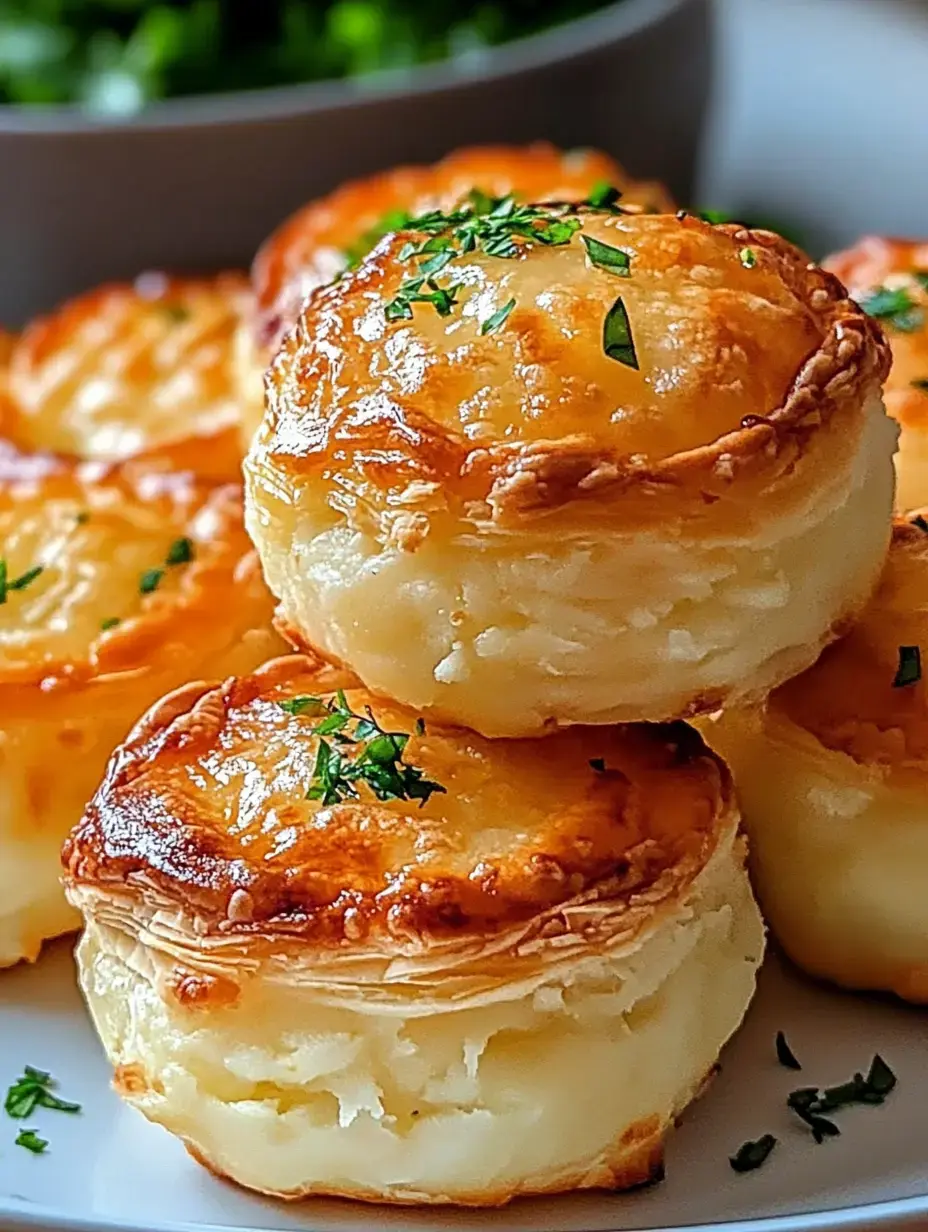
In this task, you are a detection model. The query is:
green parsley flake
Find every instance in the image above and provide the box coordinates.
[0,560,44,605]
[343,208,413,270]
[161,303,190,325]
[383,192,582,326]
[279,695,326,717]
[480,298,516,336]
[139,567,164,596]
[581,234,631,276]
[740,247,757,269]
[100,617,121,632]
[730,1134,777,1173]
[860,285,925,333]
[385,277,462,322]
[893,645,921,688]
[585,181,624,212]
[165,536,194,566]
[5,1066,81,1119]
[16,1128,48,1154]
[775,1031,802,1070]
[602,295,638,369]
[301,691,445,807]
[786,1054,897,1144]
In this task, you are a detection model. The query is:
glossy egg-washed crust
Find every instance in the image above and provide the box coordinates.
[773,511,928,776]
[258,212,890,535]
[3,271,250,483]
[251,143,675,352]
[64,653,733,948]
[0,440,276,708]
[825,237,928,509]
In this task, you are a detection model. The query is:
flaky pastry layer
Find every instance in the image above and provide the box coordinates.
[64,653,763,1203]
[64,653,738,944]
[246,210,894,733]
[250,397,895,736]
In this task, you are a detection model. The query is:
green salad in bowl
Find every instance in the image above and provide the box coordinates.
[0,0,619,114]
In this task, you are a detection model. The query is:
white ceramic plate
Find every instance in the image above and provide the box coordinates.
[2,942,928,1232]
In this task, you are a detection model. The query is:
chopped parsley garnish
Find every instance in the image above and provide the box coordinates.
[165,536,194,566]
[865,1053,897,1097]
[788,1089,841,1144]
[293,690,445,807]
[787,1055,897,1144]
[581,234,631,276]
[893,645,921,688]
[698,208,733,225]
[740,247,757,269]
[138,567,164,595]
[383,191,582,325]
[75,511,90,526]
[914,271,928,294]
[139,537,195,597]
[695,208,805,247]
[5,1066,81,1119]
[384,276,463,322]
[730,1134,777,1173]
[16,1128,48,1154]
[10,566,43,591]
[0,560,44,605]
[279,695,326,717]
[585,181,624,212]
[343,208,413,270]
[859,285,924,333]
[602,295,638,369]
[100,617,120,632]
[775,1031,802,1071]
[480,297,516,336]
[161,303,190,324]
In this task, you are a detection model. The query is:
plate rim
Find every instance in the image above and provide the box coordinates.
[3,1191,928,1232]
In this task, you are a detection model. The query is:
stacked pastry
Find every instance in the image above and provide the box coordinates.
[0,273,286,966]
[58,147,898,1205]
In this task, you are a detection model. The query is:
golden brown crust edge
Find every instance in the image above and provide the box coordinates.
[178,1115,667,1207]
[251,142,675,353]
[63,652,735,947]
[262,220,891,529]
[0,441,271,701]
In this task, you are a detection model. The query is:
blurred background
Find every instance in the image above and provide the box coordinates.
[0,0,925,321]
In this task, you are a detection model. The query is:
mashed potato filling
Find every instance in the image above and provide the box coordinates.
[255,398,896,738]
[72,830,763,1204]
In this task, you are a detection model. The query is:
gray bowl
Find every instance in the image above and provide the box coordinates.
[0,0,710,325]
